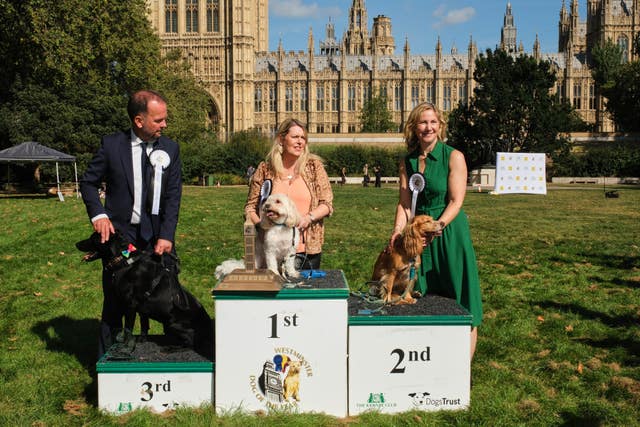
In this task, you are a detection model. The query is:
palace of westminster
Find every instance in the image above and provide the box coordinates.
[146,0,640,136]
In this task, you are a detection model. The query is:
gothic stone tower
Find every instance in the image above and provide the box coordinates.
[343,0,371,55]
[500,2,518,53]
[586,0,640,61]
[371,15,395,55]
[559,0,639,130]
[146,0,268,135]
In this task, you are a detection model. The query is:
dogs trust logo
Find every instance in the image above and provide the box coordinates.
[408,391,463,408]
[248,347,313,409]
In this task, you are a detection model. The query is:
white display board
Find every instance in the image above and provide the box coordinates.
[215,298,348,417]
[494,152,547,195]
[348,325,470,414]
[98,371,213,414]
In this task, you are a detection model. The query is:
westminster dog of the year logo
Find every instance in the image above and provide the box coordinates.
[248,348,313,406]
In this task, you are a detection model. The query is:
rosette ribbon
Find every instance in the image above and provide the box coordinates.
[408,173,425,218]
[149,150,171,215]
[259,179,272,211]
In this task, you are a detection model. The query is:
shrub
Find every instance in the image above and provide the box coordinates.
[312,145,405,176]
[550,145,640,177]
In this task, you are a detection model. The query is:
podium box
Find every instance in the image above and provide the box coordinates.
[213,270,349,417]
[97,336,214,414]
[348,295,472,414]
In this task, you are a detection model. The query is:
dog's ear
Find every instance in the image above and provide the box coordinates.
[75,234,99,252]
[408,393,416,397]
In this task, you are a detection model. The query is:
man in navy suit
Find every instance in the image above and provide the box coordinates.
[80,90,182,357]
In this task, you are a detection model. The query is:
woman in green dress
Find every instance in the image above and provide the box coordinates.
[390,102,482,359]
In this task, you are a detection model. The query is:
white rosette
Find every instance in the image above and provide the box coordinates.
[258,179,272,211]
[149,150,171,215]
[408,173,425,218]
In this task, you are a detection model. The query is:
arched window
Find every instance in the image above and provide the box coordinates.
[618,35,629,63]
[186,0,198,33]
[165,0,177,33]
[207,0,220,33]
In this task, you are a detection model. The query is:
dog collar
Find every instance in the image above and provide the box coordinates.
[105,252,142,272]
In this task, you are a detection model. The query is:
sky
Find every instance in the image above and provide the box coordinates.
[268,0,586,56]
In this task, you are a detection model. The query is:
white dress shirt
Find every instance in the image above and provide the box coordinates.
[131,131,152,224]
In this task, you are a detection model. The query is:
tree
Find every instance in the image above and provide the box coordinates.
[591,37,640,132]
[360,90,396,132]
[0,0,212,155]
[591,39,623,89]
[448,49,586,169]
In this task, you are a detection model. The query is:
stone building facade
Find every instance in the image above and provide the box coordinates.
[145,0,640,135]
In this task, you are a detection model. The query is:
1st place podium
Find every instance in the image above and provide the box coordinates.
[213,270,349,417]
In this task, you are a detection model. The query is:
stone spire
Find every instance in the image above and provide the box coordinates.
[500,2,517,53]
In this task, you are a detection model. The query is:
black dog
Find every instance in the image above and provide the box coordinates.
[76,231,214,360]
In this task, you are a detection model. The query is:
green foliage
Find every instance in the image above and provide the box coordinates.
[154,51,215,144]
[448,49,585,169]
[180,139,225,181]
[591,36,640,131]
[0,80,129,153]
[360,90,396,133]
[591,39,623,89]
[599,61,640,132]
[224,129,272,174]
[0,0,214,158]
[311,144,405,176]
[549,145,640,177]
[180,130,271,182]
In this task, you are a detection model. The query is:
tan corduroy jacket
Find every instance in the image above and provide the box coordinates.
[244,159,334,255]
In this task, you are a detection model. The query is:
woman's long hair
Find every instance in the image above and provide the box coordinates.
[266,117,321,175]
[403,102,447,153]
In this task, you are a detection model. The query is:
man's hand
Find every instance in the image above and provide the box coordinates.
[93,218,115,243]
[154,238,173,255]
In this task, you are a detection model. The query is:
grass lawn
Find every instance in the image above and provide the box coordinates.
[0,184,639,426]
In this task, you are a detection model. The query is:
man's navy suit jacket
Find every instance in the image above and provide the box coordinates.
[80,129,182,243]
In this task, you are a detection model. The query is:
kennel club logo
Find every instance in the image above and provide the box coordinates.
[248,347,313,409]
[354,392,398,410]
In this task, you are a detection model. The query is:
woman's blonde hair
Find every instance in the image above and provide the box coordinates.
[266,117,320,175]
[403,102,447,153]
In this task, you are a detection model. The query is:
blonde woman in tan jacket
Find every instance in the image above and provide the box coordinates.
[245,118,334,270]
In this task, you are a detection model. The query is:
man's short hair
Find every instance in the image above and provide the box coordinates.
[127,90,167,121]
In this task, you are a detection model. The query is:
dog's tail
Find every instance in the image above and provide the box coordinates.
[214,259,245,282]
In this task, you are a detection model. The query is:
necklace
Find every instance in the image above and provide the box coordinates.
[282,167,296,181]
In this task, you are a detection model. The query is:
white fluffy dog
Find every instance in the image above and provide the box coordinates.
[256,193,301,279]
[214,193,300,281]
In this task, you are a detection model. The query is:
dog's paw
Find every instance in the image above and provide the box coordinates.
[285,269,300,280]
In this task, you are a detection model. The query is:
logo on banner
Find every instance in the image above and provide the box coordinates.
[248,347,313,409]
[355,392,398,410]
[116,402,133,413]
[408,391,462,408]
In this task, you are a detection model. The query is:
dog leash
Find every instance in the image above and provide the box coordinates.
[350,280,387,315]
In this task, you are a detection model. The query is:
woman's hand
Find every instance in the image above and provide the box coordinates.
[298,213,314,230]
[387,231,401,252]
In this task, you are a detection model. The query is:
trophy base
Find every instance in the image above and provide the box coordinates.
[214,269,283,292]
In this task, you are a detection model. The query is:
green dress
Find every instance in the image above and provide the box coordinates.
[405,141,483,327]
